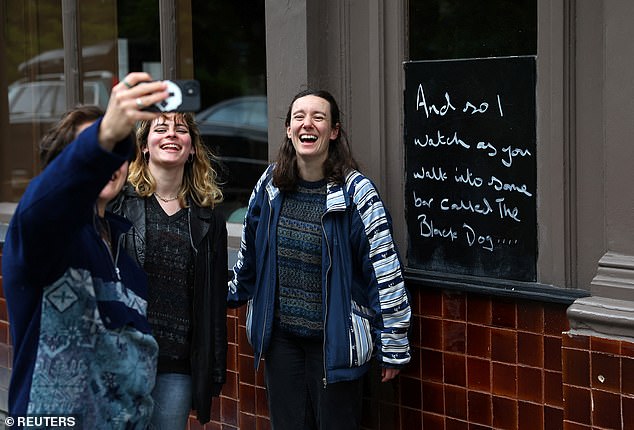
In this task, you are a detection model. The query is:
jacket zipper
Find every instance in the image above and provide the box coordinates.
[112,234,124,281]
[256,195,274,370]
[187,208,199,368]
[96,216,122,281]
[321,211,332,388]
[187,207,198,255]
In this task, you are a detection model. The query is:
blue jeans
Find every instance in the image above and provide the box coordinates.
[150,373,192,430]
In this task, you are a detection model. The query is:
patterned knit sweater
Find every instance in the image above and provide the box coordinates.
[275,179,327,338]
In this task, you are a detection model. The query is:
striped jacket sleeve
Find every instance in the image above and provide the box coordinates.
[347,171,411,367]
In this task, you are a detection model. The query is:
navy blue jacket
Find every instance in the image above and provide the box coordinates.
[2,120,157,429]
[229,165,411,384]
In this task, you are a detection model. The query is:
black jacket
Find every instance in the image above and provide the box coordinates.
[110,185,227,424]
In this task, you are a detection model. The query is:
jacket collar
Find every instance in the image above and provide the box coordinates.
[104,211,134,237]
[114,184,214,248]
[264,165,354,214]
[326,181,347,212]
[325,170,360,212]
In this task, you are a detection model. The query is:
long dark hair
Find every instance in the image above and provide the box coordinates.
[273,89,358,191]
[39,105,105,168]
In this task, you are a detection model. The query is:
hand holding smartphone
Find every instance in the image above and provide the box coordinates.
[141,80,201,113]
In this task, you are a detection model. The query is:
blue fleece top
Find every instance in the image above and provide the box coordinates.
[2,119,158,429]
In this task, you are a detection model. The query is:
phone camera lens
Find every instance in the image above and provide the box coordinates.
[184,82,198,96]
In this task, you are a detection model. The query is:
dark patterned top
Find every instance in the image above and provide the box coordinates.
[276,179,327,338]
[145,197,194,373]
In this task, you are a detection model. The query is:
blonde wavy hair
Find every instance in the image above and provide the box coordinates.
[128,112,223,208]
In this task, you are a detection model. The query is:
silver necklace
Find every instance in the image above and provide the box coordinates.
[154,192,178,203]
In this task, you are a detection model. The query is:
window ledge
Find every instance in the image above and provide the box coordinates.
[404,268,589,305]
[567,296,634,341]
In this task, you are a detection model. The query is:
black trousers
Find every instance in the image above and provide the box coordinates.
[264,330,364,430]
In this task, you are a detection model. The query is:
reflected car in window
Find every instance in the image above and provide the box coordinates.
[3,75,111,201]
[196,96,269,220]
[8,77,110,123]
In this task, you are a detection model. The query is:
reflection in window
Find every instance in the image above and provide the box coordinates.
[192,1,267,220]
[197,96,269,220]
[199,98,267,128]
[2,1,66,203]
[409,0,536,60]
[1,1,118,207]
[1,0,267,224]
[9,83,58,116]
[8,82,108,118]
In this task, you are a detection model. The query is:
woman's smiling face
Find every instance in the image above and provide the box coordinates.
[286,95,339,164]
[145,113,194,166]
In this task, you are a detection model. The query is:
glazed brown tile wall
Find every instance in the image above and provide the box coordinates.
[562,332,634,429]
[0,249,9,413]
[192,286,632,429]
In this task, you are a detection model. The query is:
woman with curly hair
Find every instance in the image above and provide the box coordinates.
[110,112,228,429]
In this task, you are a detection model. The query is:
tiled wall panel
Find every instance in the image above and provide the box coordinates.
[562,333,634,430]
[0,249,9,414]
[201,287,632,430]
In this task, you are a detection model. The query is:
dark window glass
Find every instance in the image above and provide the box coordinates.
[191,0,267,220]
[1,1,117,206]
[117,0,160,76]
[408,0,537,60]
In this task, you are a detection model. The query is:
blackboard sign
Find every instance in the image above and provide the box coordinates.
[404,56,537,282]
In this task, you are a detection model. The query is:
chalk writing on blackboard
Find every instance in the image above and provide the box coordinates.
[404,56,537,282]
